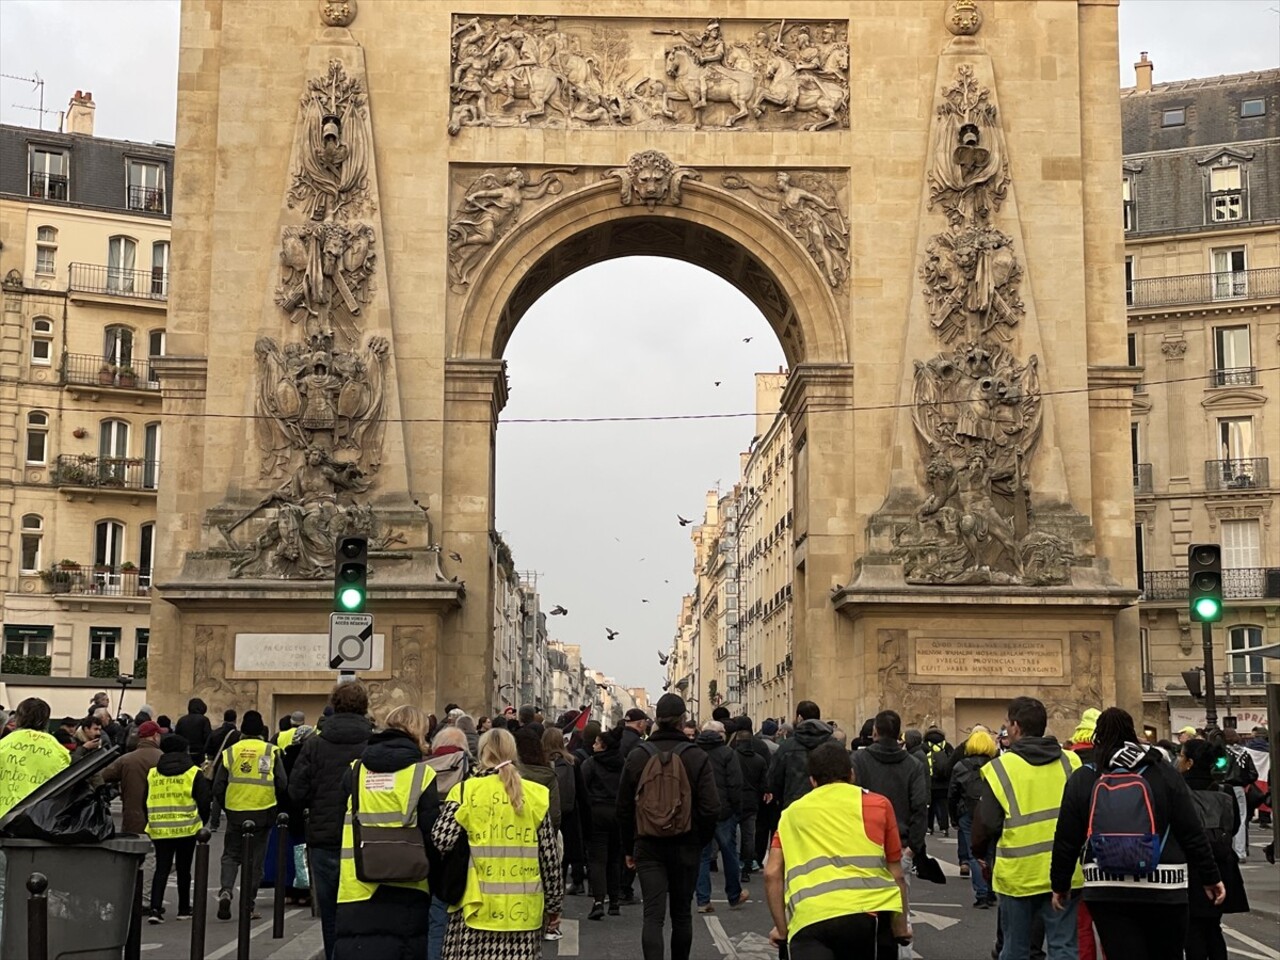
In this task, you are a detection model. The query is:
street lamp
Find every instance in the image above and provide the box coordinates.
[115,673,133,717]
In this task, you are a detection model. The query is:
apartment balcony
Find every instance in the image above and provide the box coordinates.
[42,564,152,599]
[1210,367,1258,388]
[1225,670,1270,689]
[1128,266,1280,310]
[68,262,168,302]
[1141,567,1280,602]
[29,171,68,201]
[52,454,159,493]
[1204,458,1269,492]
[62,352,160,392]
[1132,462,1153,496]
[127,183,166,213]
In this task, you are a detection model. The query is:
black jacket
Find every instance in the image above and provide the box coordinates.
[287,712,372,850]
[205,722,239,762]
[697,732,743,821]
[142,751,212,824]
[620,725,644,758]
[1049,742,1220,905]
[923,730,954,796]
[1185,776,1247,917]
[582,743,625,810]
[948,753,992,817]
[733,737,768,814]
[333,729,439,960]
[851,737,929,852]
[617,726,720,854]
[767,720,833,810]
[174,712,212,763]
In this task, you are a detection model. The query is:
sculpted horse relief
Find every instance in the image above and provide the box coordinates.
[661,45,761,128]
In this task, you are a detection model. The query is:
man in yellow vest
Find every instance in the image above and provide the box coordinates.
[764,742,911,957]
[276,711,305,751]
[972,696,1084,960]
[144,733,211,923]
[212,710,286,921]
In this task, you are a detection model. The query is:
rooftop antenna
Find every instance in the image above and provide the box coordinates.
[2,71,50,130]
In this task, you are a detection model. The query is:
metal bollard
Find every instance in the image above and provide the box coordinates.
[125,861,143,960]
[237,819,257,960]
[306,844,319,918]
[26,873,49,960]
[273,812,289,939]
[190,828,212,960]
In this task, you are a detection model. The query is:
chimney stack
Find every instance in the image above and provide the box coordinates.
[1134,52,1153,93]
[66,90,95,136]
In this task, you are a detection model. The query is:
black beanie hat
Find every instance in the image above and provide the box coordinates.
[241,710,265,737]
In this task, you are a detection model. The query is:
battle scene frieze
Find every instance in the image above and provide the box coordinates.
[449,14,849,133]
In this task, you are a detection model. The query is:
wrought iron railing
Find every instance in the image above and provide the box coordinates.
[1210,367,1257,387]
[29,172,68,201]
[68,262,168,300]
[1133,462,1153,495]
[1225,670,1269,688]
[1204,458,1269,491]
[1142,672,1156,693]
[126,183,166,213]
[42,565,151,598]
[52,454,159,491]
[1142,567,1280,601]
[62,352,159,390]
[1128,266,1279,309]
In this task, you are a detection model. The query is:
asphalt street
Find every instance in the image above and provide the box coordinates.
[137,829,1280,960]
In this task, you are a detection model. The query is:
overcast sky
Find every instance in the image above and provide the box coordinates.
[2,1,1276,703]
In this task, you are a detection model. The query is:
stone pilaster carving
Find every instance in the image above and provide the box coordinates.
[448,15,849,134]
[447,167,575,287]
[722,172,848,288]
[289,60,373,221]
[192,625,258,714]
[605,151,700,208]
[319,0,357,28]
[276,222,376,345]
[945,0,983,37]
[928,65,1008,223]
[1161,339,1187,358]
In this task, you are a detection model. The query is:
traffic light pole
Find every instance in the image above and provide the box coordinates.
[1201,621,1218,731]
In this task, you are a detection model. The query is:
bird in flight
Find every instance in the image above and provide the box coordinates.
[662,681,671,691]
[657,650,669,665]
[448,551,463,563]
[743,337,753,343]
[605,627,619,641]
[713,381,722,387]
[677,515,692,526]
[549,605,568,616]
[641,599,649,603]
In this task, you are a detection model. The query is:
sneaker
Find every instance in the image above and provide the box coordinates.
[216,892,232,921]
[543,929,563,942]
[942,829,950,839]
[973,899,989,909]
[731,891,750,909]
[147,913,164,925]
[608,903,620,916]
[566,882,583,896]
[740,870,752,883]
[617,893,638,906]
[959,864,971,878]
[697,904,715,914]
[176,913,192,921]
[588,902,605,921]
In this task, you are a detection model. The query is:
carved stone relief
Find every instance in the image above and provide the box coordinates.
[605,151,700,208]
[722,171,849,288]
[1161,339,1188,358]
[192,625,258,715]
[448,15,849,134]
[289,60,373,221]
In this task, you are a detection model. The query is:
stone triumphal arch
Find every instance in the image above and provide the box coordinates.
[151,0,1139,732]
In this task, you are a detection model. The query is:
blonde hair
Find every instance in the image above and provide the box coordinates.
[384,705,427,750]
[478,727,525,813]
[965,729,998,758]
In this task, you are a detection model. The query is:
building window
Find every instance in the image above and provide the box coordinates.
[126,160,166,212]
[89,627,120,663]
[107,236,138,294]
[29,147,68,200]
[1240,98,1266,118]
[143,423,160,489]
[35,225,57,275]
[20,514,43,573]
[1222,518,1262,571]
[25,411,48,464]
[135,628,150,664]
[138,522,155,585]
[148,329,165,386]
[31,317,53,365]
[1208,165,1243,222]
[1161,107,1185,127]
[98,420,130,486]
[1213,326,1252,385]
[150,242,169,297]
[4,624,51,658]
[94,520,125,570]
[1127,332,1138,367]
[1122,178,1134,231]
[1228,625,1265,686]
[1211,248,1247,300]
[103,325,134,367]
[1124,257,1134,307]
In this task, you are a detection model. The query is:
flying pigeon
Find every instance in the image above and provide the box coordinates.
[641,599,649,603]
[743,337,753,343]
[662,681,671,691]
[605,627,619,641]
[448,551,463,563]
[713,381,722,387]
[657,650,669,665]
[677,515,692,526]
[549,605,568,616]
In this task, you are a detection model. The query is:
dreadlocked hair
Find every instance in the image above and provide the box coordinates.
[478,727,525,813]
[1093,707,1140,769]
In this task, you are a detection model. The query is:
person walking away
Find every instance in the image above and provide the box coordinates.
[103,720,163,911]
[276,711,305,750]
[618,693,720,960]
[272,722,313,906]
[332,705,438,960]
[273,715,294,749]
[1049,707,1223,960]
[204,709,240,832]
[431,727,563,960]
[753,719,783,875]
[949,727,997,907]
[425,725,472,960]
[513,725,561,831]
[1219,728,1257,863]
[757,719,780,757]
[573,720,602,764]
[455,714,480,757]
[765,743,911,958]
[1180,738,1249,960]
[213,710,287,921]
[924,726,954,837]
[288,681,372,960]
[732,725,767,881]
[544,726,588,897]
[145,734,211,923]
[1243,726,1270,829]
[851,710,929,884]
[175,699,212,769]
[766,700,834,811]
[581,726,625,920]
[694,720,748,913]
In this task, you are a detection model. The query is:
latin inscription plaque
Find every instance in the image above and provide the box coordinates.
[914,638,1064,679]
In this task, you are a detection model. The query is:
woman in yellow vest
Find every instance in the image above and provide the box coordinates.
[431,727,563,960]
[0,698,69,818]
[145,733,212,923]
[764,742,912,958]
[333,705,440,960]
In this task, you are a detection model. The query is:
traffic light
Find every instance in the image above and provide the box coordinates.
[334,536,367,612]
[1210,744,1231,776]
[1181,669,1204,699]
[1187,544,1223,622]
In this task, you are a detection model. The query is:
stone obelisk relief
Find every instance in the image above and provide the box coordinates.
[857,31,1104,590]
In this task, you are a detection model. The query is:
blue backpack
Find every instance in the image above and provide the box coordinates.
[1085,766,1168,875]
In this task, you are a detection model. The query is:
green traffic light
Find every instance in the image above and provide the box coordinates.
[1213,753,1230,771]
[1193,597,1221,620]
[338,586,364,611]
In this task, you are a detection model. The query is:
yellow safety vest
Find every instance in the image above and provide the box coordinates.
[276,728,297,752]
[0,728,70,818]
[338,760,437,904]
[146,766,201,840]
[222,739,277,812]
[980,750,1084,896]
[448,773,550,932]
[777,782,902,942]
